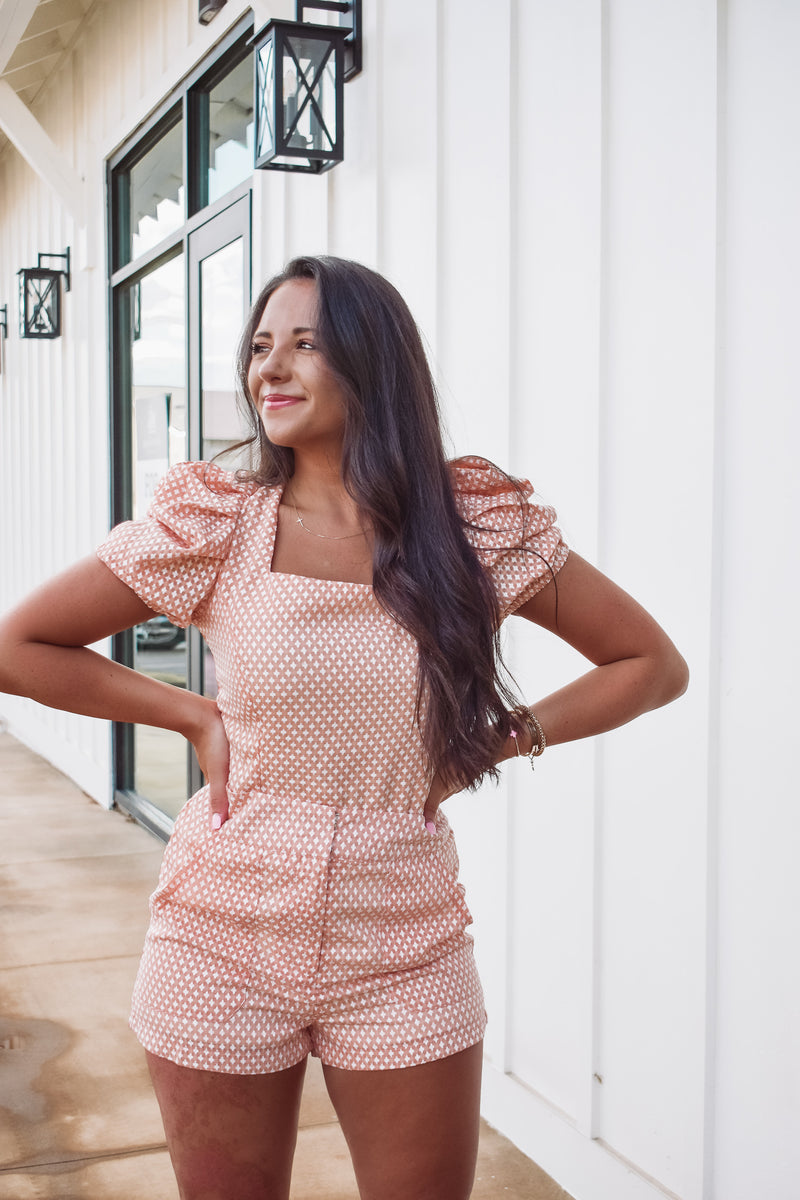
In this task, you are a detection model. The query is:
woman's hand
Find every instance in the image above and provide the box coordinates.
[423,771,460,832]
[184,697,231,830]
[423,726,521,830]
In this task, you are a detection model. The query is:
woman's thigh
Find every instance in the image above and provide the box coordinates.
[146,1050,308,1200]
[322,1040,483,1200]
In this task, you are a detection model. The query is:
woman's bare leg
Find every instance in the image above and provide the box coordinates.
[322,1041,483,1200]
[146,1051,307,1200]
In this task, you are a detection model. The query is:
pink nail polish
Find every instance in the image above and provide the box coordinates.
[211,813,222,830]
[425,819,436,835]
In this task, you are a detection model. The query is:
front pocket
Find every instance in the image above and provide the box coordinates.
[380,852,472,970]
[149,791,265,965]
[379,818,473,971]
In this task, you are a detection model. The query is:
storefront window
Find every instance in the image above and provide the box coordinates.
[201,236,251,466]
[207,55,254,206]
[129,118,185,262]
[131,255,187,514]
[108,17,253,834]
[128,255,188,817]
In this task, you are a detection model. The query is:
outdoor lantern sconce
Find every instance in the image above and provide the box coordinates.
[18,248,71,339]
[198,0,227,24]
[253,1,361,174]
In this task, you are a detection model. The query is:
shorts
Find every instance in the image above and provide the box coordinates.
[129,790,487,1072]
[131,938,485,1073]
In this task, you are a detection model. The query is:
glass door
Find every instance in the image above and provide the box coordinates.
[129,253,188,819]
[115,196,251,831]
[186,195,251,797]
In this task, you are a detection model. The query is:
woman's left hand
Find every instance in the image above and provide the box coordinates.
[423,771,459,833]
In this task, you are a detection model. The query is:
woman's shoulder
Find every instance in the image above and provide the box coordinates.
[448,455,569,614]
[447,455,533,520]
[151,460,261,517]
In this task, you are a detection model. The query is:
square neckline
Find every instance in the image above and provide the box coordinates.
[267,483,374,590]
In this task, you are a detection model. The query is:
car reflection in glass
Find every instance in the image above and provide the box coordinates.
[135,616,185,650]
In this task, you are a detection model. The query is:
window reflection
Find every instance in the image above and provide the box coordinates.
[131,255,186,517]
[130,254,188,817]
[130,119,185,260]
[208,54,254,205]
[201,237,252,469]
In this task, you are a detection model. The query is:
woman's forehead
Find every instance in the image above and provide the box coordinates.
[258,278,318,330]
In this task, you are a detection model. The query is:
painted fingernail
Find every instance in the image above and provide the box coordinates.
[211,813,223,830]
[425,819,436,835]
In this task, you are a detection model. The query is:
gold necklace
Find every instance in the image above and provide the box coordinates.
[289,497,367,541]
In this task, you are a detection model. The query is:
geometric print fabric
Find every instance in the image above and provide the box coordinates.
[97,456,568,1072]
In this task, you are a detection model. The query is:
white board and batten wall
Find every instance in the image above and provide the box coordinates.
[0,2,798,1198]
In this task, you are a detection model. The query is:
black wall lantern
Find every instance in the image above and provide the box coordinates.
[253,1,361,174]
[18,248,71,340]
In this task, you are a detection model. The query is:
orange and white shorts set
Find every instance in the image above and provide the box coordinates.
[97,457,568,1074]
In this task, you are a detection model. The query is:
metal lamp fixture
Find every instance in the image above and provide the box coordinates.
[253,1,361,174]
[18,248,71,339]
[198,0,227,24]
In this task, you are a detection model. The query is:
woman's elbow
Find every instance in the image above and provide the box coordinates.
[655,645,690,707]
[0,615,33,696]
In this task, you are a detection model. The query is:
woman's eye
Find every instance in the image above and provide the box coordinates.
[297,339,315,351]
[250,342,269,356]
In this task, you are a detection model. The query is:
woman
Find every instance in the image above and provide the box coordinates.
[0,256,688,1200]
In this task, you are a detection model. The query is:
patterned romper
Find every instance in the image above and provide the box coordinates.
[97,456,568,1073]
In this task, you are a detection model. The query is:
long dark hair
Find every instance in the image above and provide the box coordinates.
[233,255,527,790]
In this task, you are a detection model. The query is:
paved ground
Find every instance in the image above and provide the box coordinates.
[0,729,572,1200]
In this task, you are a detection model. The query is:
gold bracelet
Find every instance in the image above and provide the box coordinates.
[510,706,547,770]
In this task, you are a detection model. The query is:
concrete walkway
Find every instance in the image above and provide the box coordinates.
[0,730,572,1200]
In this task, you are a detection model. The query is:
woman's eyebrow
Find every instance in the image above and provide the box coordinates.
[252,326,316,338]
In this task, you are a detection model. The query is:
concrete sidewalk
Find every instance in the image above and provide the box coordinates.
[0,730,571,1200]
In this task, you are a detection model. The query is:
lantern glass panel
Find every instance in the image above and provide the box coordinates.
[283,35,337,153]
[256,37,276,161]
[19,270,61,338]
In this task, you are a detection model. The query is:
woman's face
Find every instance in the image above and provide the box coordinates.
[247,278,347,457]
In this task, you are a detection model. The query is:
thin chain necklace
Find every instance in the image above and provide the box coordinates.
[288,495,367,541]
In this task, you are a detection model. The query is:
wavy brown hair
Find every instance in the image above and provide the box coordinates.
[232,255,535,790]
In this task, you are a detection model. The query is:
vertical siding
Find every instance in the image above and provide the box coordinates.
[713,3,800,1198]
[1,2,798,1197]
[596,3,718,1195]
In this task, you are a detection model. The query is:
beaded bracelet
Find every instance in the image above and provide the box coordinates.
[509,706,547,771]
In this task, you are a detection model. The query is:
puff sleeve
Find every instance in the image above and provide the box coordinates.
[451,456,569,619]
[96,461,252,627]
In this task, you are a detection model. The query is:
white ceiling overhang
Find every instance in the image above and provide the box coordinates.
[0,0,95,224]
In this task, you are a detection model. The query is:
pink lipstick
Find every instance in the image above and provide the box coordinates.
[262,394,302,410]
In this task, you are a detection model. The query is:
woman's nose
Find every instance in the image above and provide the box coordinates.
[258,347,288,380]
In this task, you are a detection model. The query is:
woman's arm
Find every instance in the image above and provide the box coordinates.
[504,550,688,755]
[424,552,687,822]
[0,556,230,826]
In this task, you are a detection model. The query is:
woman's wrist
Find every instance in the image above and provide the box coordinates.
[505,706,547,767]
[175,690,220,742]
